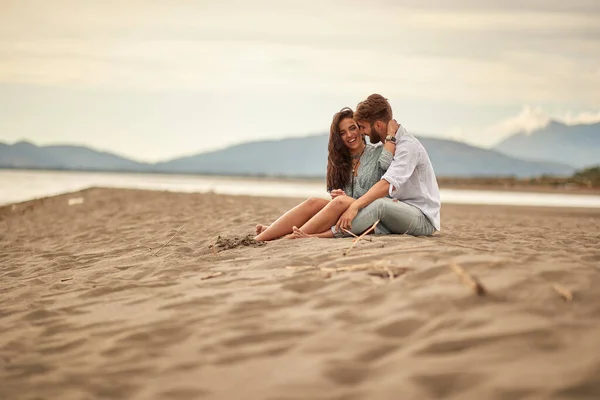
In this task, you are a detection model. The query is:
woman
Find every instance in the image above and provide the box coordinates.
[254,107,397,241]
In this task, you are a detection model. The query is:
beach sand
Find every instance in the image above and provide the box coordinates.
[1,188,600,400]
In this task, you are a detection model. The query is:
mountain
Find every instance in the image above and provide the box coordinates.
[417,137,573,177]
[494,121,600,169]
[0,135,575,178]
[154,135,573,178]
[0,141,147,171]
[154,135,328,177]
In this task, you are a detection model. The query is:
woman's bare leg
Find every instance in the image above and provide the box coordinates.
[291,226,335,239]
[254,197,329,241]
[297,196,355,235]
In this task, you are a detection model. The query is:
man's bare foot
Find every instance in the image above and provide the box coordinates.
[255,224,269,236]
[292,226,315,239]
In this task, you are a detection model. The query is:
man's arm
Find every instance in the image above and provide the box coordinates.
[353,180,389,210]
[335,179,389,231]
[382,119,400,157]
[336,137,421,231]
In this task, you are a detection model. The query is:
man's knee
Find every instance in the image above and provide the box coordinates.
[370,198,389,216]
[371,198,389,207]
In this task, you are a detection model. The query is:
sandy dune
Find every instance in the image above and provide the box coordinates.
[1,188,600,400]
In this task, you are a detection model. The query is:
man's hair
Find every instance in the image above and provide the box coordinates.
[354,94,392,124]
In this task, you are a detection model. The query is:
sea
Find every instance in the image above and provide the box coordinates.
[1,169,600,208]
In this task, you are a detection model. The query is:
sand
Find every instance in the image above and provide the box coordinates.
[1,187,600,400]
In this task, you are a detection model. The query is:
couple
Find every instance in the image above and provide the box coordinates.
[255,94,441,242]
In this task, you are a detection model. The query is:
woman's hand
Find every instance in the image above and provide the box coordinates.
[330,189,346,199]
[387,119,400,137]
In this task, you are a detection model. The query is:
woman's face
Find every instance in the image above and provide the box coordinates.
[338,118,363,152]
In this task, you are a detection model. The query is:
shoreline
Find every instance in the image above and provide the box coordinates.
[3,185,600,211]
[3,168,600,196]
[438,183,600,196]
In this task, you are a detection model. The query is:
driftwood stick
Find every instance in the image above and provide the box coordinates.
[328,265,369,272]
[552,284,573,301]
[154,225,184,256]
[285,265,316,270]
[383,266,395,280]
[211,236,218,256]
[450,262,486,296]
[201,272,223,280]
[342,228,372,242]
[344,219,380,256]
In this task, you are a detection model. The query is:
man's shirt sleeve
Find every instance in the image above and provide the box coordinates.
[381,140,421,197]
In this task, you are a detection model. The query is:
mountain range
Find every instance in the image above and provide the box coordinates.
[2,121,598,178]
[493,121,599,169]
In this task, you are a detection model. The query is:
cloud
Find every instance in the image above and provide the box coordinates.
[1,0,599,109]
[447,127,466,142]
[561,110,600,125]
[485,106,551,137]
[1,0,600,159]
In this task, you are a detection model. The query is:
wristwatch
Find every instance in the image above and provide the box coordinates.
[385,135,397,144]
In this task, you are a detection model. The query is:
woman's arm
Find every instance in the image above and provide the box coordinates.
[378,148,394,171]
[378,120,400,170]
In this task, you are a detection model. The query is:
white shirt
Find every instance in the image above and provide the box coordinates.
[381,126,441,231]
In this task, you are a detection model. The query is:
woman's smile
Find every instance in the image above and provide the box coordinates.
[338,117,363,152]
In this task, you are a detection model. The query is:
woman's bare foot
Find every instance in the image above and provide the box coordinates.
[255,224,269,236]
[292,226,315,239]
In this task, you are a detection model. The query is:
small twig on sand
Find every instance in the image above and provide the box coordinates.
[201,272,223,280]
[342,228,372,242]
[60,277,73,282]
[552,284,573,301]
[383,266,395,280]
[154,225,185,257]
[450,262,486,296]
[211,237,217,256]
[344,219,380,256]
[287,262,408,281]
[328,265,367,272]
[285,265,315,270]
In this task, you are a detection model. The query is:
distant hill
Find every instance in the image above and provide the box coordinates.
[0,135,575,178]
[417,137,573,177]
[0,141,147,171]
[153,135,329,177]
[494,121,600,168]
[155,135,573,178]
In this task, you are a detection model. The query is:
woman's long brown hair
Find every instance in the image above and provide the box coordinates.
[326,107,355,192]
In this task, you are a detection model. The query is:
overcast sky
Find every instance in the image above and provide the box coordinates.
[1,0,599,161]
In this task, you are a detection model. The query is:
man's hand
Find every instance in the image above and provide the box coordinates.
[330,189,346,199]
[336,204,359,232]
[387,119,399,137]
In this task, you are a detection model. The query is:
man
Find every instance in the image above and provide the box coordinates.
[335,94,441,237]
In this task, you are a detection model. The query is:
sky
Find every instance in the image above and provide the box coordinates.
[1,0,599,162]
